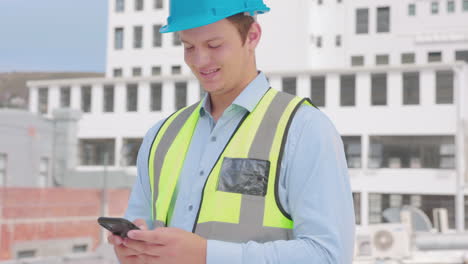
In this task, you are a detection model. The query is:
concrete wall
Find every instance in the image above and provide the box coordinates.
[0,110,54,187]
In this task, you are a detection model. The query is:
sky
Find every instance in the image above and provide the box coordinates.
[0,0,108,73]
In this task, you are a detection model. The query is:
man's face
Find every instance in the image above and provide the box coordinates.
[179,19,253,96]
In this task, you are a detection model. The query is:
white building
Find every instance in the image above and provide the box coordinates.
[26,0,468,231]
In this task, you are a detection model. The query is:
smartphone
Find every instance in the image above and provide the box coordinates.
[98,217,140,238]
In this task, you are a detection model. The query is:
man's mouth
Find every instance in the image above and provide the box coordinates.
[200,68,220,76]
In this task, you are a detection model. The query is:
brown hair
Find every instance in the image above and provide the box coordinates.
[226,13,255,45]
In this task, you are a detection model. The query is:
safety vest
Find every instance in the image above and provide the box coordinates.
[148,89,313,242]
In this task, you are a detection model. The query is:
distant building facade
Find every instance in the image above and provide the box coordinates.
[25,0,468,232]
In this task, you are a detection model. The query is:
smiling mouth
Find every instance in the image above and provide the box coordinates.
[200,68,220,76]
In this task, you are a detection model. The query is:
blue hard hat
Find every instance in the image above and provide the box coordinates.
[160,0,270,33]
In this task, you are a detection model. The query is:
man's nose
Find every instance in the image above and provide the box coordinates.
[192,48,210,68]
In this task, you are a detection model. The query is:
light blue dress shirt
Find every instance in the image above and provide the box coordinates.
[125,72,355,263]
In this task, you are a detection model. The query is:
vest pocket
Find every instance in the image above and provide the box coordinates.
[217,157,270,196]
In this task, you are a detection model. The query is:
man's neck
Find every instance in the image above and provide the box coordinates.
[209,70,258,121]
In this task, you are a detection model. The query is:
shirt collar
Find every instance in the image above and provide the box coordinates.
[199,72,270,116]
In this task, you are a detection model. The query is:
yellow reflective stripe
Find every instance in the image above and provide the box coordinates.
[263,96,303,228]
[149,110,183,221]
[198,89,278,224]
[156,105,201,223]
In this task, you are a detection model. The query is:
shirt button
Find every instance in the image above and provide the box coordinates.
[188,205,193,211]
[199,170,204,176]
[211,136,217,142]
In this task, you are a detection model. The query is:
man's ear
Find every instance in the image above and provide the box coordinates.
[246,22,262,51]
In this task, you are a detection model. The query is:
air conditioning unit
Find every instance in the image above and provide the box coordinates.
[371,224,411,259]
[355,224,411,260]
[354,227,372,258]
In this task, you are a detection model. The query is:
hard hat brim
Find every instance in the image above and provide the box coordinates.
[160,7,270,33]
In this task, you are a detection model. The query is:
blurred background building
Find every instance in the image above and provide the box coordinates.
[1,0,468,262]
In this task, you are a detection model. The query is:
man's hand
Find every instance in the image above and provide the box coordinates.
[124,227,207,264]
[107,219,148,264]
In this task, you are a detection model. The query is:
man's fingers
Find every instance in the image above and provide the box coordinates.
[124,237,164,256]
[127,228,167,245]
[108,234,123,245]
[133,218,148,230]
[138,253,161,263]
[115,243,142,258]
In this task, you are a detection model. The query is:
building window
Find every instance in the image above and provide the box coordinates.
[17,250,36,259]
[38,157,49,187]
[369,193,382,224]
[351,55,364,66]
[371,73,387,106]
[152,66,161,76]
[282,77,297,95]
[133,26,143,49]
[316,36,322,48]
[173,33,181,46]
[150,82,162,111]
[376,54,389,65]
[340,74,356,106]
[171,65,182,75]
[113,68,123,77]
[377,7,390,33]
[356,8,369,34]
[464,0,468,11]
[115,0,124,12]
[153,25,162,47]
[369,193,455,228]
[126,83,138,112]
[80,139,115,166]
[60,86,71,108]
[132,67,142,77]
[0,153,7,186]
[342,136,362,168]
[114,27,124,50]
[311,76,326,107]
[122,138,143,166]
[81,86,92,113]
[447,0,456,12]
[135,0,143,11]
[103,85,114,112]
[38,87,48,114]
[401,53,415,64]
[368,136,455,169]
[431,1,439,14]
[175,82,187,110]
[428,51,442,62]
[408,3,416,15]
[403,72,420,105]
[154,0,163,9]
[455,50,468,63]
[72,245,88,253]
[353,193,361,225]
[436,70,454,104]
[335,35,341,47]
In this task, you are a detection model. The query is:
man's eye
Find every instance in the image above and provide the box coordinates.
[208,43,222,49]
[184,46,194,50]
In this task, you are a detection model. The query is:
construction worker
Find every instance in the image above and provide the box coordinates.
[108,0,355,263]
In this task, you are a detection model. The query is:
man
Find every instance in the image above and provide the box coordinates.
[108,0,355,263]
